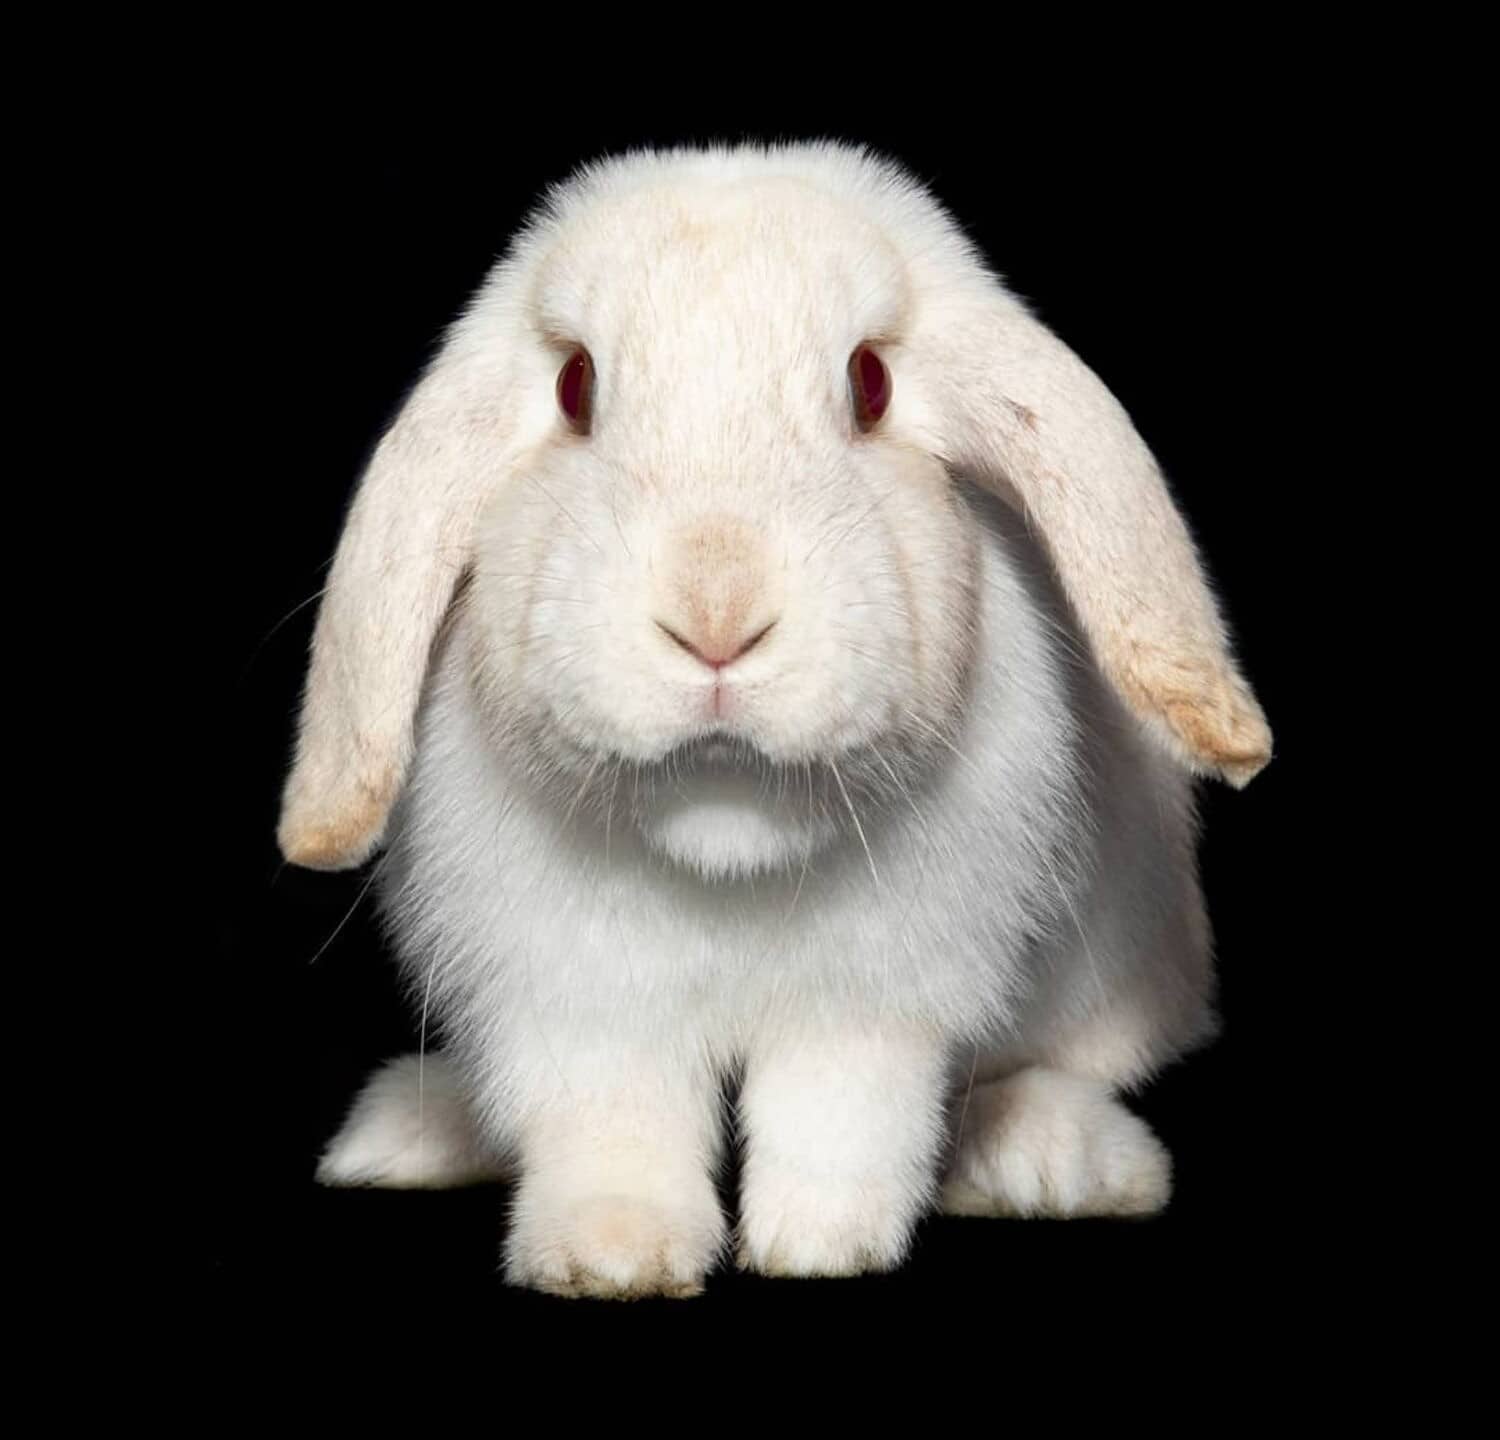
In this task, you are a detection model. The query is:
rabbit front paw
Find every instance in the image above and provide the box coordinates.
[736,1178,919,1278]
[504,1191,727,1300]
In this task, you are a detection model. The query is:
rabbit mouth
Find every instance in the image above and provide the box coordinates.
[549,720,944,811]
[663,734,768,775]
[518,715,953,877]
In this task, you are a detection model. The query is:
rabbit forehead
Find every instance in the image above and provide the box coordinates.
[527,173,913,356]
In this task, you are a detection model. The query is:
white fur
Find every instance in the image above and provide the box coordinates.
[315,1054,512,1189]
[941,1068,1172,1218]
[298,141,1269,1297]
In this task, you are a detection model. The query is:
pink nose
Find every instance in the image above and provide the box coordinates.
[655,618,778,671]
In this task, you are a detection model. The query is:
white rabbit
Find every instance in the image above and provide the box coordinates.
[286,141,1272,1298]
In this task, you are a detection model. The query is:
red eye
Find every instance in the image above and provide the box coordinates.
[557,347,594,432]
[849,343,890,431]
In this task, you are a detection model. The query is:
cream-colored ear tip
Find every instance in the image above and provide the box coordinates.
[1157,689,1273,790]
[276,784,390,871]
[1217,745,1273,790]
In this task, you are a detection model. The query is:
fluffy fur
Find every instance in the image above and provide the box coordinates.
[289,140,1271,1298]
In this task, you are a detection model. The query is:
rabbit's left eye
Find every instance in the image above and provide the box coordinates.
[557,347,594,433]
[849,344,891,431]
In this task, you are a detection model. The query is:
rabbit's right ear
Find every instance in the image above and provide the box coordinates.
[277,347,528,871]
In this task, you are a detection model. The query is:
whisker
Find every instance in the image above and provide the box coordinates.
[526,476,604,557]
[417,950,438,1185]
[904,711,983,782]
[830,759,879,890]
[237,586,331,687]
[949,1043,981,1168]
[306,857,387,966]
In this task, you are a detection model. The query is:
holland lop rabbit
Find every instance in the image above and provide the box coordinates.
[285,141,1272,1297]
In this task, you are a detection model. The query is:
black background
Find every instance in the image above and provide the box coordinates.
[182,77,1358,1331]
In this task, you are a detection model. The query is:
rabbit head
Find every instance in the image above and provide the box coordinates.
[277,142,1271,877]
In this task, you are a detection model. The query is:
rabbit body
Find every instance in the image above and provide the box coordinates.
[298,143,1265,1296]
[326,498,1213,1293]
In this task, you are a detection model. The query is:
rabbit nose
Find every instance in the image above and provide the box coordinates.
[655,617,778,670]
[656,514,779,671]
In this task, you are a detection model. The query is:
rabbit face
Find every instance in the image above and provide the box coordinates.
[462,179,981,878]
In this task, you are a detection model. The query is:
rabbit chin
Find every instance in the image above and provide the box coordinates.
[635,771,840,880]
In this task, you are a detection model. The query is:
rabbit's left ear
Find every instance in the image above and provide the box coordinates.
[277,352,523,870]
[910,277,1272,786]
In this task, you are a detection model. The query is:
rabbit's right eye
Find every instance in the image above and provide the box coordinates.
[557,347,595,434]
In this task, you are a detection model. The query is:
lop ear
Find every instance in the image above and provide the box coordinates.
[277,350,523,870]
[912,276,1272,787]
